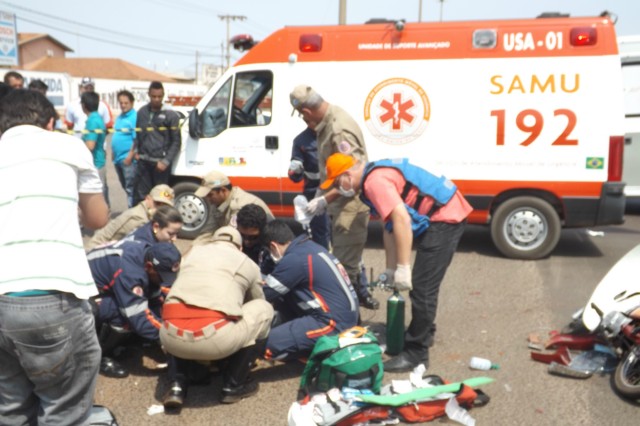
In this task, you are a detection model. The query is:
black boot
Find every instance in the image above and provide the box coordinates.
[220,340,265,404]
[163,379,187,412]
[98,324,130,378]
[355,267,379,310]
[163,355,190,411]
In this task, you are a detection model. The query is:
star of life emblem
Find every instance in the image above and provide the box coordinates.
[364,78,430,145]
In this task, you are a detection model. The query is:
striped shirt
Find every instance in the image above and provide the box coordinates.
[0,125,103,299]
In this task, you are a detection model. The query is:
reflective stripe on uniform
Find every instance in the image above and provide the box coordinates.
[265,274,290,295]
[318,252,358,311]
[297,299,322,311]
[120,300,149,318]
[86,247,124,260]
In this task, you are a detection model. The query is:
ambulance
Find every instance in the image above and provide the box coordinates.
[171,14,626,260]
[618,35,640,199]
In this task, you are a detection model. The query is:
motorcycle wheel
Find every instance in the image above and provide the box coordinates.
[613,345,640,400]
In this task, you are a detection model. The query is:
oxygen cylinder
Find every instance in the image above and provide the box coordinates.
[386,290,405,356]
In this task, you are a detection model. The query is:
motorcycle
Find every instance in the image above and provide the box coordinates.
[576,244,640,399]
[599,305,640,399]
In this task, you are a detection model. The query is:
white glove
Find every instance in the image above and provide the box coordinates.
[289,159,304,174]
[305,196,327,216]
[394,264,412,291]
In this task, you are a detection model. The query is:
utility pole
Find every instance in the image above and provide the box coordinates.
[418,0,423,22]
[195,50,199,85]
[218,14,246,69]
[439,0,446,22]
[338,0,347,25]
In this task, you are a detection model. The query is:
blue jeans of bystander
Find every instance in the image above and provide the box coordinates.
[0,293,101,425]
[115,161,137,208]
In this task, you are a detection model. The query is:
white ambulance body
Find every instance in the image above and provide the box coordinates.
[172,15,625,259]
[618,35,640,198]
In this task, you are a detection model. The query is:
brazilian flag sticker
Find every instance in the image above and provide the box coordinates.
[586,157,604,169]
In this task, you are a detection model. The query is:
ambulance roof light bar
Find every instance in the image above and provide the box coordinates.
[299,34,322,53]
[570,27,598,46]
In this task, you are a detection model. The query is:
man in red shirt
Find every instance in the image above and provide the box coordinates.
[319,154,472,372]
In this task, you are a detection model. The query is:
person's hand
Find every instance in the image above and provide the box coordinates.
[305,196,327,216]
[156,161,168,172]
[394,264,412,291]
[289,159,304,174]
[378,268,396,287]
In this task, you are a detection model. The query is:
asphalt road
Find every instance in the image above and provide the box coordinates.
[91,156,640,425]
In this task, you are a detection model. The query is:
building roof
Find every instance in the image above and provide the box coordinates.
[23,57,182,82]
[18,33,73,52]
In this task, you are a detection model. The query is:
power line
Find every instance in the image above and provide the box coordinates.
[1,0,220,51]
[19,16,218,57]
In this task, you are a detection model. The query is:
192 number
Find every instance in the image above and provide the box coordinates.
[491,109,577,146]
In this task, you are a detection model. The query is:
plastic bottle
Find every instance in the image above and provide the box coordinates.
[469,356,499,371]
[386,290,405,356]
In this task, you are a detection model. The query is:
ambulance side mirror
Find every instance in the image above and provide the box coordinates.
[188,108,202,139]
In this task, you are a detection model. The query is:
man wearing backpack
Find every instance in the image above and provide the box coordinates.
[319,154,472,372]
[262,220,359,361]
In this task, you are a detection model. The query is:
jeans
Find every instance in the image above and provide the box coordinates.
[404,221,466,360]
[132,159,170,205]
[0,293,101,425]
[114,161,137,208]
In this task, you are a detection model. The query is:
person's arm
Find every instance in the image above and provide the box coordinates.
[79,193,109,229]
[388,203,413,265]
[158,111,181,171]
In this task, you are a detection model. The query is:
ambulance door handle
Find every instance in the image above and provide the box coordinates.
[265,136,278,150]
[624,137,631,145]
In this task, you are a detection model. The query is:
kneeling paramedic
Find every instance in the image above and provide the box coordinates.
[262,219,359,361]
[320,154,472,373]
[87,240,182,378]
[159,226,273,407]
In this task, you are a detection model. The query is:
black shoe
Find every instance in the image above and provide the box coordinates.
[163,381,187,411]
[359,295,380,310]
[100,357,129,378]
[220,377,259,404]
[384,352,423,373]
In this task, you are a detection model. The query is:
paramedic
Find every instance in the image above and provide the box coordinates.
[87,241,182,378]
[320,154,472,372]
[290,85,378,310]
[262,220,359,361]
[288,127,330,249]
[124,204,183,247]
[86,184,175,250]
[160,226,273,407]
[194,169,273,236]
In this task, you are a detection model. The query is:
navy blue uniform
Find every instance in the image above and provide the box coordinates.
[124,221,155,246]
[263,235,358,360]
[289,128,330,249]
[87,240,163,340]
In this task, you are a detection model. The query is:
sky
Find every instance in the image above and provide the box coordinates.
[7,0,640,77]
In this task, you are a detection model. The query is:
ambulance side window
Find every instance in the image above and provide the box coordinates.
[623,63,640,117]
[202,77,232,138]
[230,71,273,128]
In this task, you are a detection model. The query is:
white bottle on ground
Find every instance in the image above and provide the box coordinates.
[469,356,499,370]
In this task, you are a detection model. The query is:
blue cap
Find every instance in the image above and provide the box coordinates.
[147,242,181,284]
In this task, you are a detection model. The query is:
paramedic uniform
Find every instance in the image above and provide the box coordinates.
[263,235,359,361]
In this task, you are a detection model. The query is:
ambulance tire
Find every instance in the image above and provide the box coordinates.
[490,196,561,260]
[173,181,211,239]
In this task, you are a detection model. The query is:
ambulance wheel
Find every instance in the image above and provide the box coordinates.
[173,182,211,239]
[490,196,561,260]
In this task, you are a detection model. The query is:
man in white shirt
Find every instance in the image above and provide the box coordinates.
[0,89,109,425]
